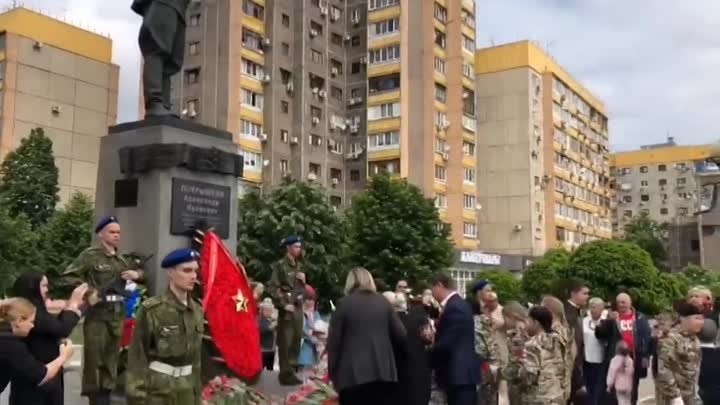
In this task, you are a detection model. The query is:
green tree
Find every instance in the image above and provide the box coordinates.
[38,193,94,295]
[0,208,38,295]
[467,270,523,304]
[346,173,454,290]
[0,128,59,229]
[683,264,720,298]
[623,212,669,271]
[521,249,570,302]
[236,179,348,308]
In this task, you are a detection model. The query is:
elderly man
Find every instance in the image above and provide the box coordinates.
[582,298,607,405]
[595,293,651,405]
[473,280,504,328]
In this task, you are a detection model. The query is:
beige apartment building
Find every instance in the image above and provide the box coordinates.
[0,7,119,203]
[171,0,479,248]
[474,41,612,256]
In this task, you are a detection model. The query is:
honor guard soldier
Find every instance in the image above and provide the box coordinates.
[268,236,306,385]
[656,302,704,405]
[61,216,144,405]
[126,248,203,405]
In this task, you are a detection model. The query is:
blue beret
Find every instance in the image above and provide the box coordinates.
[161,248,200,269]
[95,216,118,233]
[472,280,490,293]
[282,236,302,246]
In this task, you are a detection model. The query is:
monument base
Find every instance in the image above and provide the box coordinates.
[95,116,241,296]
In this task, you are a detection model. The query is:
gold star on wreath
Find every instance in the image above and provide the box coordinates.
[234,290,248,312]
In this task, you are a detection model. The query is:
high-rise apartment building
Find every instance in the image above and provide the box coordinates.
[474,41,612,256]
[0,7,119,203]
[172,0,478,247]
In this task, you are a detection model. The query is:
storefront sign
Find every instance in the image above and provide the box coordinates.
[460,251,502,266]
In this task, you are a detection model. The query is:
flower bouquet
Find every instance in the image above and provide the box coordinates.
[202,376,269,405]
[285,377,338,405]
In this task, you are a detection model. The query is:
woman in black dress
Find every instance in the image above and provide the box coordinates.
[10,272,87,405]
[0,298,75,394]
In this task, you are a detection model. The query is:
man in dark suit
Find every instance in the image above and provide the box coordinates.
[431,273,479,405]
[563,280,590,405]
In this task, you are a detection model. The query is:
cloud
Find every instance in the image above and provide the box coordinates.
[477,0,720,150]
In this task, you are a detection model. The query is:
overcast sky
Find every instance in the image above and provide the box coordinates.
[19,0,720,151]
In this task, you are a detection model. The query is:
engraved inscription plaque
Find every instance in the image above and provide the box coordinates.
[170,178,231,238]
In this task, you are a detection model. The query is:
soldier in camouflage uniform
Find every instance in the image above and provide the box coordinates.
[61,216,144,405]
[474,307,501,405]
[516,306,564,405]
[656,302,704,405]
[126,248,203,405]
[268,236,306,386]
[499,302,529,405]
[542,296,574,402]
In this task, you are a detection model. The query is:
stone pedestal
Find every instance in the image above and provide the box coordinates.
[95,116,242,296]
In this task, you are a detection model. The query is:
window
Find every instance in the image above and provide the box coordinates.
[309,163,321,176]
[351,35,360,47]
[369,17,399,36]
[435,111,447,128]
[691,239,700,251]
[435,84,447,103]
[640,180,648,187]
[369,74,400,93]
[239,149,261,170]
[331,33,343,45]
[660,208,669,215]
[329,140,343,154]
[678,207,689,216]
[434,29,446,48]
[185,99,198,115]
[330,6,342,22]
[350,170,360,181]
[310,106,322,120]
[434,3,447,23]
[435,194,447,209]
[659,178,667,186]
[463,222,477,239]
[311,0,319,6]
[640,166,648,173]
[185,68,200,84]
[351,88,363,98]
[240,120,262,138]
[462,62,473,78]
[280,130,289,143]
[676,162,687,170]
[434,165,447,181]
[280,101,289,113]
[622,195,632,203]
[241,28,263,52]
[310,20,323,36]
[435,138,447,154]
[369,45,400,64]
[281,42,290,55]
[330,168,342,181]
[190,14,201,26]
[641,194,650,202]
[368,103,400,120]
[461,10,475,28]
[434,57,446,74]
[658,164,667,172]
[463,89,475,116]
[368,0,399,10]
[330,86,343,101]
[678,192,690,199]
[330,59,343,75]
[463,194,476,210]
[621,167,631,175]
[623,210,633,218]
[677,177,687,185]
[351,62,362,74]
[282,13,290,27]
[462,141,475,156]
[462,35,475,52]
[280,160,289,173]
[240,89,263,109]
[311,49,323,64]
[368,131,400,148]
[241,58,264,79]
[243,0,264,19]
[188,41,200,56]
[464,168,476,184]
[640,209,650,216]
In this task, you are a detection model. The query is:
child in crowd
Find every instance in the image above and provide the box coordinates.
[299,285,322,383]
[606,340,634,405]
[258,298,277,371]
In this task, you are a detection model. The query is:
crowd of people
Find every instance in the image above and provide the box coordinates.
[0,217,718,405]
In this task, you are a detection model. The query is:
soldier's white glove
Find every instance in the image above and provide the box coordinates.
[671,397,684,405]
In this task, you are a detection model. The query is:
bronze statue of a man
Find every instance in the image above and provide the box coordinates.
[132,0,191,117]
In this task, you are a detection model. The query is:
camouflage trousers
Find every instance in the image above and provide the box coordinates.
[277,309,303,381]
[507,382,522,405]
[82,316,124,397]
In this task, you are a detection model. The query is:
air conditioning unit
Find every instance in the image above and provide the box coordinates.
[320,7,328,16]
[513,224,523,232]
[332,178,339,185]
[312,87,319,94]
[259,133,268,142]
[262,38,271,47]
[286,82,294,93]
[312,117,320,125]
[290,136,299,144]
[359,56,367,64]
[309,29,318,38]
[51,105,61,114]
[33,41,43,50]
[261,74,271,83]
[349,124,359,133]
[308,173,318,181]
[343,35,352,42]
[331,67,339,76]
[318,90,327,98]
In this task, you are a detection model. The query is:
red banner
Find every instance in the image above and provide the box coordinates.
[200,231,262,380]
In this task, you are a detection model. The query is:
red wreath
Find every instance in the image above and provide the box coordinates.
[200,231,262,380]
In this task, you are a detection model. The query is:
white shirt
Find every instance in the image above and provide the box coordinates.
[583,315,606,364]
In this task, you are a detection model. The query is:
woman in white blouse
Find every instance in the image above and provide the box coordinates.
[583,297,607,405]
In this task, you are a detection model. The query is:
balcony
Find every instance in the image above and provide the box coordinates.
[462,115,476,133]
